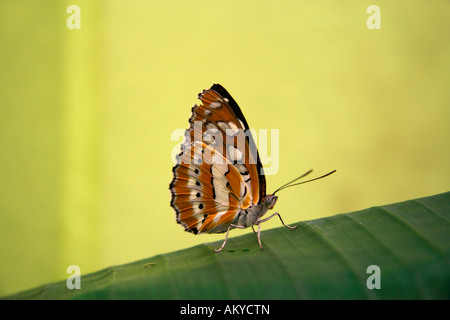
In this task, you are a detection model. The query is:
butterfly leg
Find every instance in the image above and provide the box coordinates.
[213,226,232,253]
[254,212,298,251]
[258,212,298,230]
[257,223,263,250]
[213,224,245,253]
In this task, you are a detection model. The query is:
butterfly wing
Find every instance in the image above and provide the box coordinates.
[170,84,266,234]
[171,141,247,234]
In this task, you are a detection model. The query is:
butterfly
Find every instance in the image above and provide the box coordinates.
[169,84,335,252]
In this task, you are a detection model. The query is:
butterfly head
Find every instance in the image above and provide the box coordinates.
[263,194,278,210]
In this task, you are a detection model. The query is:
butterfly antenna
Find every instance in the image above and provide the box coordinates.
[272,170,336,195]
[272,169,313,195]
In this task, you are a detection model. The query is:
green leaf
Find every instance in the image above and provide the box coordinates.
[4,192,450,299]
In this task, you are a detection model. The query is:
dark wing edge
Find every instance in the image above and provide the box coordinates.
[208,83,266,199]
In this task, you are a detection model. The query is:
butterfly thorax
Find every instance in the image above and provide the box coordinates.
[232,195,278,229]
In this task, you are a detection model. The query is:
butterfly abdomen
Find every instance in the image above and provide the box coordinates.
[232,204,269,228]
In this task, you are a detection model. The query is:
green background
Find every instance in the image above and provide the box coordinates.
[0,0,449,296]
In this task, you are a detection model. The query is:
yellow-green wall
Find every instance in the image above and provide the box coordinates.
[0,0,449,296]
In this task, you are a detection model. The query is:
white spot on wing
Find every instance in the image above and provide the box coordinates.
[228,145,243,162]
[217,121,230,132]
[212,211,226,223]
[210,101,221,109]
[211,164,229,206]
[228,122,240,135]
[206,123,218,132]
